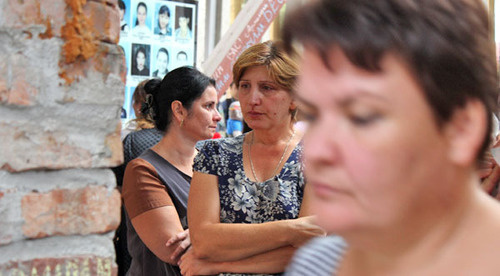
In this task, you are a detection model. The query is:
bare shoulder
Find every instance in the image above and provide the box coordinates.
[452,194,500,274]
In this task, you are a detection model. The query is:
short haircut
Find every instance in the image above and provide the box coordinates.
[282,0,498,159]
[232,40,299,93]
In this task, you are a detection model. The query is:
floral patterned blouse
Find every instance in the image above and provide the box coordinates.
[193,134,305,224]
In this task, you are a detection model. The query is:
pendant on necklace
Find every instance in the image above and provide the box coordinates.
[262,176,280,201]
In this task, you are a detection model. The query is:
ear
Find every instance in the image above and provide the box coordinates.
[171,100,186,124]
[289,98,297,112]
[445,99,488,166]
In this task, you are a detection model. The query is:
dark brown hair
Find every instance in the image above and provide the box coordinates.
[283,0,498,159]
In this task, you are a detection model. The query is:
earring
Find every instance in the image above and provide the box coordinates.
[180,119,184,127]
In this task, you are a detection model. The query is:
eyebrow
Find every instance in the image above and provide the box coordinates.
[294,89,388,109]
[239,79,277,85]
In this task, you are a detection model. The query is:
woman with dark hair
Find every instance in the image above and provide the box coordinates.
[131,1,151,36]
[131,46,150,76]
[122,67,222,275]
[154,5,172,36]
[152,48,169,79]
[282,0,500,275]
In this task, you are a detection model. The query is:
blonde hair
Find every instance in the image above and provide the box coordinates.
[232,40,299,93]
[132,79,155,130]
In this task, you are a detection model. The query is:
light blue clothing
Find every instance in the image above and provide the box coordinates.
[286,236,347,276]
[226,119,243,137]
[175,28,192,42]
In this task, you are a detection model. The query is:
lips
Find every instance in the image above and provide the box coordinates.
[247,111,263,118]
[311,181,349,198]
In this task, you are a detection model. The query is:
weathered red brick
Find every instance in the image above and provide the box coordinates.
[21,186,120,238]
[0,256,117,276]
[0,57,39,106]
[1,0,66,37]
[106,122,125,167]
[84,1,121,44]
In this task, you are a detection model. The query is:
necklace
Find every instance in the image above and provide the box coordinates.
[248,129,296,183]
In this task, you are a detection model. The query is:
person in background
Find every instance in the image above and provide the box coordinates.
[122,79,157,139]
[177,41,325,275]
[479,114,500,198]
[152,48,169,79]
[122,67,221,275]
[154,5,172,36]
[226,101,243,137]
[282,0,500,275]
[220,82,237,129]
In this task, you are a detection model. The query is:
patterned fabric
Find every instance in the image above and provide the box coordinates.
[285,236,347,276]
[193,134,305,224]
[123,128,164,165]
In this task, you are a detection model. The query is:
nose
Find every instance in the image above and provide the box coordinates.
[248,87,262,106]
[213,108,222,122]
[303,119,339,168]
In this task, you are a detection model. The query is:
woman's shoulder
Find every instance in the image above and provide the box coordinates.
[286,236,347,276]
[198,135,244,153]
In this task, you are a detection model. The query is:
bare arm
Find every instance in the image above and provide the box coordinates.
[130,206,187,264]
[187,171,324,262]
[123,160,188,265]
[179,246,296,276]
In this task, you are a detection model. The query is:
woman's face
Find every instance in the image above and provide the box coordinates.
[137,5,147,26]
[136,51,145,70]
[159,13,169,29]
[156,51,168,74]
[238,65,294,131]
[183,86,222,140]
[296,48,453,235]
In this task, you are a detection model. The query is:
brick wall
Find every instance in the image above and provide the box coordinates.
[0,0,125,274]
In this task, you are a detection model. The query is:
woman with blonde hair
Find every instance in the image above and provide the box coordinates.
[176,41,324,275]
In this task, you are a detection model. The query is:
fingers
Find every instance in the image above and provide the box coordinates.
[171,238,191,261]
[166,229,189,247]
[481,166,500,195]
[478,168,494,179]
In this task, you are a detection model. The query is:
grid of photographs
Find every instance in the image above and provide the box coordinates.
[118,0,197,122]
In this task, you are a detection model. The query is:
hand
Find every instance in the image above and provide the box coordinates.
[178,248,220,276]
[166,229,191,264]
[481,165,500,196]
[289,216,326,248]
[478,151,495,179]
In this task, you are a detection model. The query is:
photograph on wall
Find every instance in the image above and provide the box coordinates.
[152,46,171,79]
[119,0,131,33]
[131,43,151,77]
[130,1,153,38]
[174,5,193,43]
[154,2,173,37]
[119,0,197,125]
